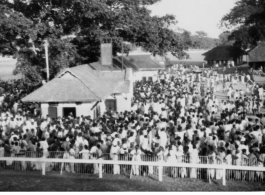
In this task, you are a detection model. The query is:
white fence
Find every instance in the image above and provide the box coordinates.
[1,156,265,186]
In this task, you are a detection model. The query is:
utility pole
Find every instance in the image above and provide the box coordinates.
[44,39,50,82]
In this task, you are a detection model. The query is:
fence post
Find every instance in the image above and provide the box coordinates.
[208,168,211,184]
[99,163,102,179]
[158,164,163,182]
[222,168,226,186]
[42,161,46,176]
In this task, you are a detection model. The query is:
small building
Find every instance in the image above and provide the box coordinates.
[90,54,164,83]
[202,46,245,66]
[117,54,164,82]
[248,41,265,72]
[22,65,133,119]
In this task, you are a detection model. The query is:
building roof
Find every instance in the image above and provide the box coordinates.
[89,55,164,72]
[89,61,121,71]
[22,65,130,103]
[248,42,265,62]
[202,46,245,61]
[120,55,164,71]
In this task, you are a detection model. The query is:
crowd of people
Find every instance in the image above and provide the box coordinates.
[0,66,265,181]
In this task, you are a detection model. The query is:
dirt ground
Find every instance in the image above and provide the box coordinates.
[0,171,265,191]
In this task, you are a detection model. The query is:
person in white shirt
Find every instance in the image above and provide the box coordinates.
[40,138,49,157]
[159,128,167,149]
[110,143,120,174]
[112,134,121,147]
[210,105,217,114]
[259,86,264,100]
[79,145,90,159]
[40,119,48,131]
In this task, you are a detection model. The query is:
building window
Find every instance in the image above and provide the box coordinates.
[105,99,116,112]
[63,107,76,118]
[148,77,152,82]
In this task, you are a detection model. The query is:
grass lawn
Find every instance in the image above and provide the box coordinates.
[0,171,265,191]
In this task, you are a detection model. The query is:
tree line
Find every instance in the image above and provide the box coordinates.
[0,0,191,85]
[221,0,265,49]
[0,0,263,85]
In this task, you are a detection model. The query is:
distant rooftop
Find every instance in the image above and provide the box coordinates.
[203,46,245,61]
[248,41,265,62]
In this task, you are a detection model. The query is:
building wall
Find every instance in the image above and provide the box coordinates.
[41,102,97,119]
[133,70,159,82]
[104,93,132,113]
[41,103,49,118]
[40,94,132,119]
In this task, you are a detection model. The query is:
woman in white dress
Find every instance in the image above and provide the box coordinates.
[234,149,242,180]
[62,149,71,173]
[189,146,200,179]
[207,149,217,180]
[216,148,226,180]
[130,145,142,176]
[166,145,177,178]
[224,150,232,179]
[176,146,186,178]
[68,144,76,173]
[91,143,102,173]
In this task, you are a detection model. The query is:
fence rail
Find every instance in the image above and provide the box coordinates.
[1,156,265,186]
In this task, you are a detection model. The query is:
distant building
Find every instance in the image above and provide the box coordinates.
[119,54,164,82]
[22,65,133,119]
[90,53,164,82]
[202,46,245,66]
[247,41,265,71]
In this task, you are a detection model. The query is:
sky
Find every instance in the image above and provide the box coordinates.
[148,0,237,38]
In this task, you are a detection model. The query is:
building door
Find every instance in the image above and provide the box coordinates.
[63,107,76,118]
[148,77,153,82]
[48,107,57,119]
[93,105,101,119]
[105,99,116,112]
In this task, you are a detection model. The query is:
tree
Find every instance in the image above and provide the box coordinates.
[179,30,192,48]
[0,0,189,85]
[195,31,208,38]
[185,31,218,49]
[221,0,265,49]
[218,32,233,46]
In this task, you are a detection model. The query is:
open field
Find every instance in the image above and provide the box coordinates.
[0,58,22,81]
[167,50,207,62]
[0,171,265,191]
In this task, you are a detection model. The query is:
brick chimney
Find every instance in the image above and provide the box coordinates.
[125,68,133,81]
